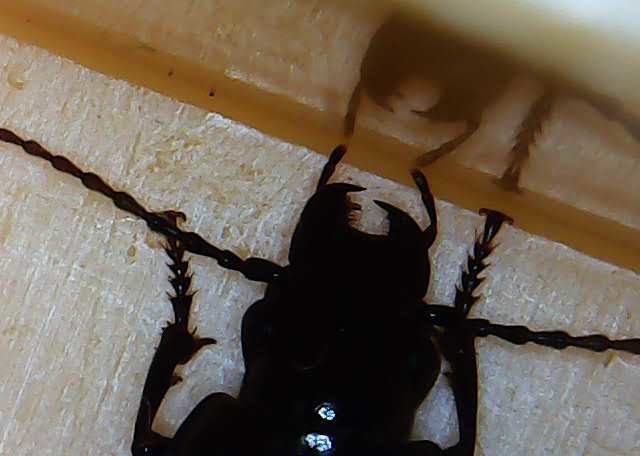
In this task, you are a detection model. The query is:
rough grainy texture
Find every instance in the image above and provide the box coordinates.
[0,36,639,456]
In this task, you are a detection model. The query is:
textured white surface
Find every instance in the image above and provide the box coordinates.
[0,36,639,455]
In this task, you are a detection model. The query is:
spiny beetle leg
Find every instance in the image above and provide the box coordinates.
[416,304,478,456]
[132,216,215,456]
[162,212,216,363]
[437,328,478,456]
[455,209,512,316]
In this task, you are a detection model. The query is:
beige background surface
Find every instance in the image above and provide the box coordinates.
[1,0,640,239]
[0,35,639,455]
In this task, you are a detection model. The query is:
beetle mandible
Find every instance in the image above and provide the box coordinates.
[1,128,639,455]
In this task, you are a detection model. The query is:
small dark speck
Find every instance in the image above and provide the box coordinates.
[168,69,174,77]
[26,18,32,24]
[97,114,102,119]
[208,89,215,97]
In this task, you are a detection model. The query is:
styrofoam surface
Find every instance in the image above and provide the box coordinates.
[0,35,638,455]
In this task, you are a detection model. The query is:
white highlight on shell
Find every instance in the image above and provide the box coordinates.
[316,403,337,421]
[303,433,333,452]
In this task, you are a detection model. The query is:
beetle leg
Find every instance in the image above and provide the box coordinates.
[455,209,512,316]
[396,323,477,456]
[132,218,215,456]
[436,326,479,456]
[466,319,640,355]
[421,207,512,456]
[496,92,554,192]
[0,129,284,283]
[161,223,217,362]
[411,303,479,455]
[415,208,513,456]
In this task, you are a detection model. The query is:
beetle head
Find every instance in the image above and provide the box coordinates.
[289,182,365,264]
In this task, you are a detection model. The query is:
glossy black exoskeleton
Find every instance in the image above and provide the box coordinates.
[344,10,640,191]
[1,129,640,455]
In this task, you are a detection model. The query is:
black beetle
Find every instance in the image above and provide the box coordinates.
[1,129,639,455]
[345,10,640,191]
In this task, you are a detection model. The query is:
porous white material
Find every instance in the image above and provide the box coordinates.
[0,36,638,455]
